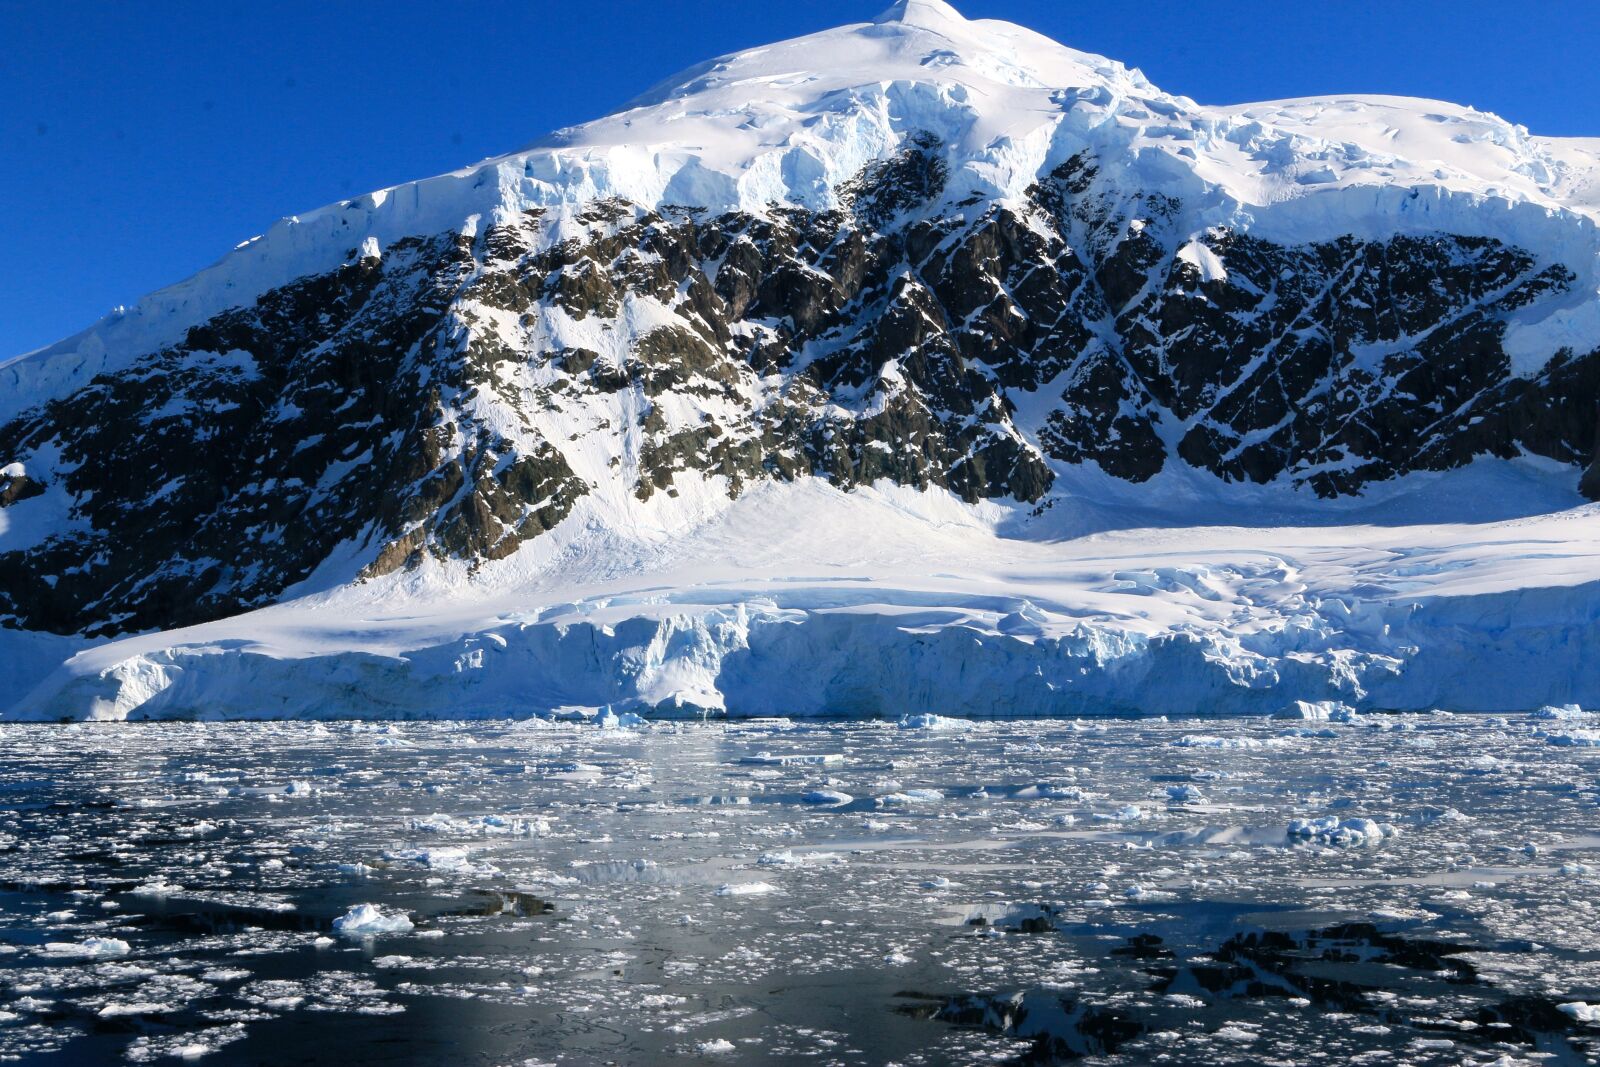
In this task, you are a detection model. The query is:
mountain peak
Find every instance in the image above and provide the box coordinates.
[875,0,967,28]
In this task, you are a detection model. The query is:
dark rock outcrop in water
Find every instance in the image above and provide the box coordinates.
[902,923,1599,1064]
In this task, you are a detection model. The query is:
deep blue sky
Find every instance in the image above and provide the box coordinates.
[3,0,1597,357]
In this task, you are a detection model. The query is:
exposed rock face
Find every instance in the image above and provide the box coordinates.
[0,470,44,508]
[2,138,1597,637]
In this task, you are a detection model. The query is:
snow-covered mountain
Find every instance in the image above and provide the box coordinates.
[5,0,1600,719]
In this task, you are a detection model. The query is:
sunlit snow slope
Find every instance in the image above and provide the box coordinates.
[5,0,1600,719]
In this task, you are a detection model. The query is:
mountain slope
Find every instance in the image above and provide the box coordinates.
[4,0,1600,718]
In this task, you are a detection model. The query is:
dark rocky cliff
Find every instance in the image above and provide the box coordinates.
[3,138,1596,637]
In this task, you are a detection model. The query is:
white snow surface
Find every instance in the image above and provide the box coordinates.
[7,0,1600,412]
[7,460,1600,721]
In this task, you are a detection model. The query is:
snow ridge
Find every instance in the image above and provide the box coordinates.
[7,0,1600,409]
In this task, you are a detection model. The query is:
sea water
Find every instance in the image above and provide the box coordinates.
[0,713,1597,1064]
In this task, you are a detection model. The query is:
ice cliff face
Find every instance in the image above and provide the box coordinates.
[4,1,1600,718]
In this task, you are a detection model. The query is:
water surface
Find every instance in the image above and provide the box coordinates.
[1,713,1597,1064]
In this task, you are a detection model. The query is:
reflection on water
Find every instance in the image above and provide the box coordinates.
[0,713,1596,1064]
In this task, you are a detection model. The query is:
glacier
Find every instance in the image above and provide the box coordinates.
[10,465,1600,720]
[5,0,1600,720]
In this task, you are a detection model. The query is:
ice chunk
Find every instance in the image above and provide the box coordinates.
[1173,735,1265,749]
[409,812,551,837]
[1123,884,1175,901]
[898,713,976,732]
[1273,700,1357,722]
[875,788,943,806]
[800,789,854,805]
[125,1025,248,1063]
[714,882,777,897]
[962,902,1057,931]
[1104,804,1145,821]
[1286,817,1398,848]
[740,752,845,766]
[1544,731,1600,747]
[385,847,497,875]
[597,706,647,728]
[41,936,131,959]
[1532,704,1591,720]
[332,904,414,938]
[758,850,840,866]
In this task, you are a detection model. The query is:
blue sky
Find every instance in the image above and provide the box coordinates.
[3,0,1597,357]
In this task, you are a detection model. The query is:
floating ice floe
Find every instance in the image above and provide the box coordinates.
[961,902,1058,931]
[1094,804,1146,822]
[1533,704,1592,721]
[1009,782,1086,800]
[875,788,944,806]
[1543,731,1600,747]
[1416,806,1472,826]
[1286,817,1399,848]
[409,812,551,837]
[898,713,977,733]
[538,761,604,779]
[1123,884,1175,902]
[757,850,841,867]
[332,904,414,937]
[1172,735,1269,749]
[372,955,416,969]
[41,937,131,959]
[596,706,646,729]
[740,752,845,767]
[1560,1002,1600,1024]
[385,847,498,876]
[1273,700,1359,722]
[682,794,751,806]
[1466,754,1505,774]
[800,789,854,806]
[124,1025,249,1064]
[714,882,778,897]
